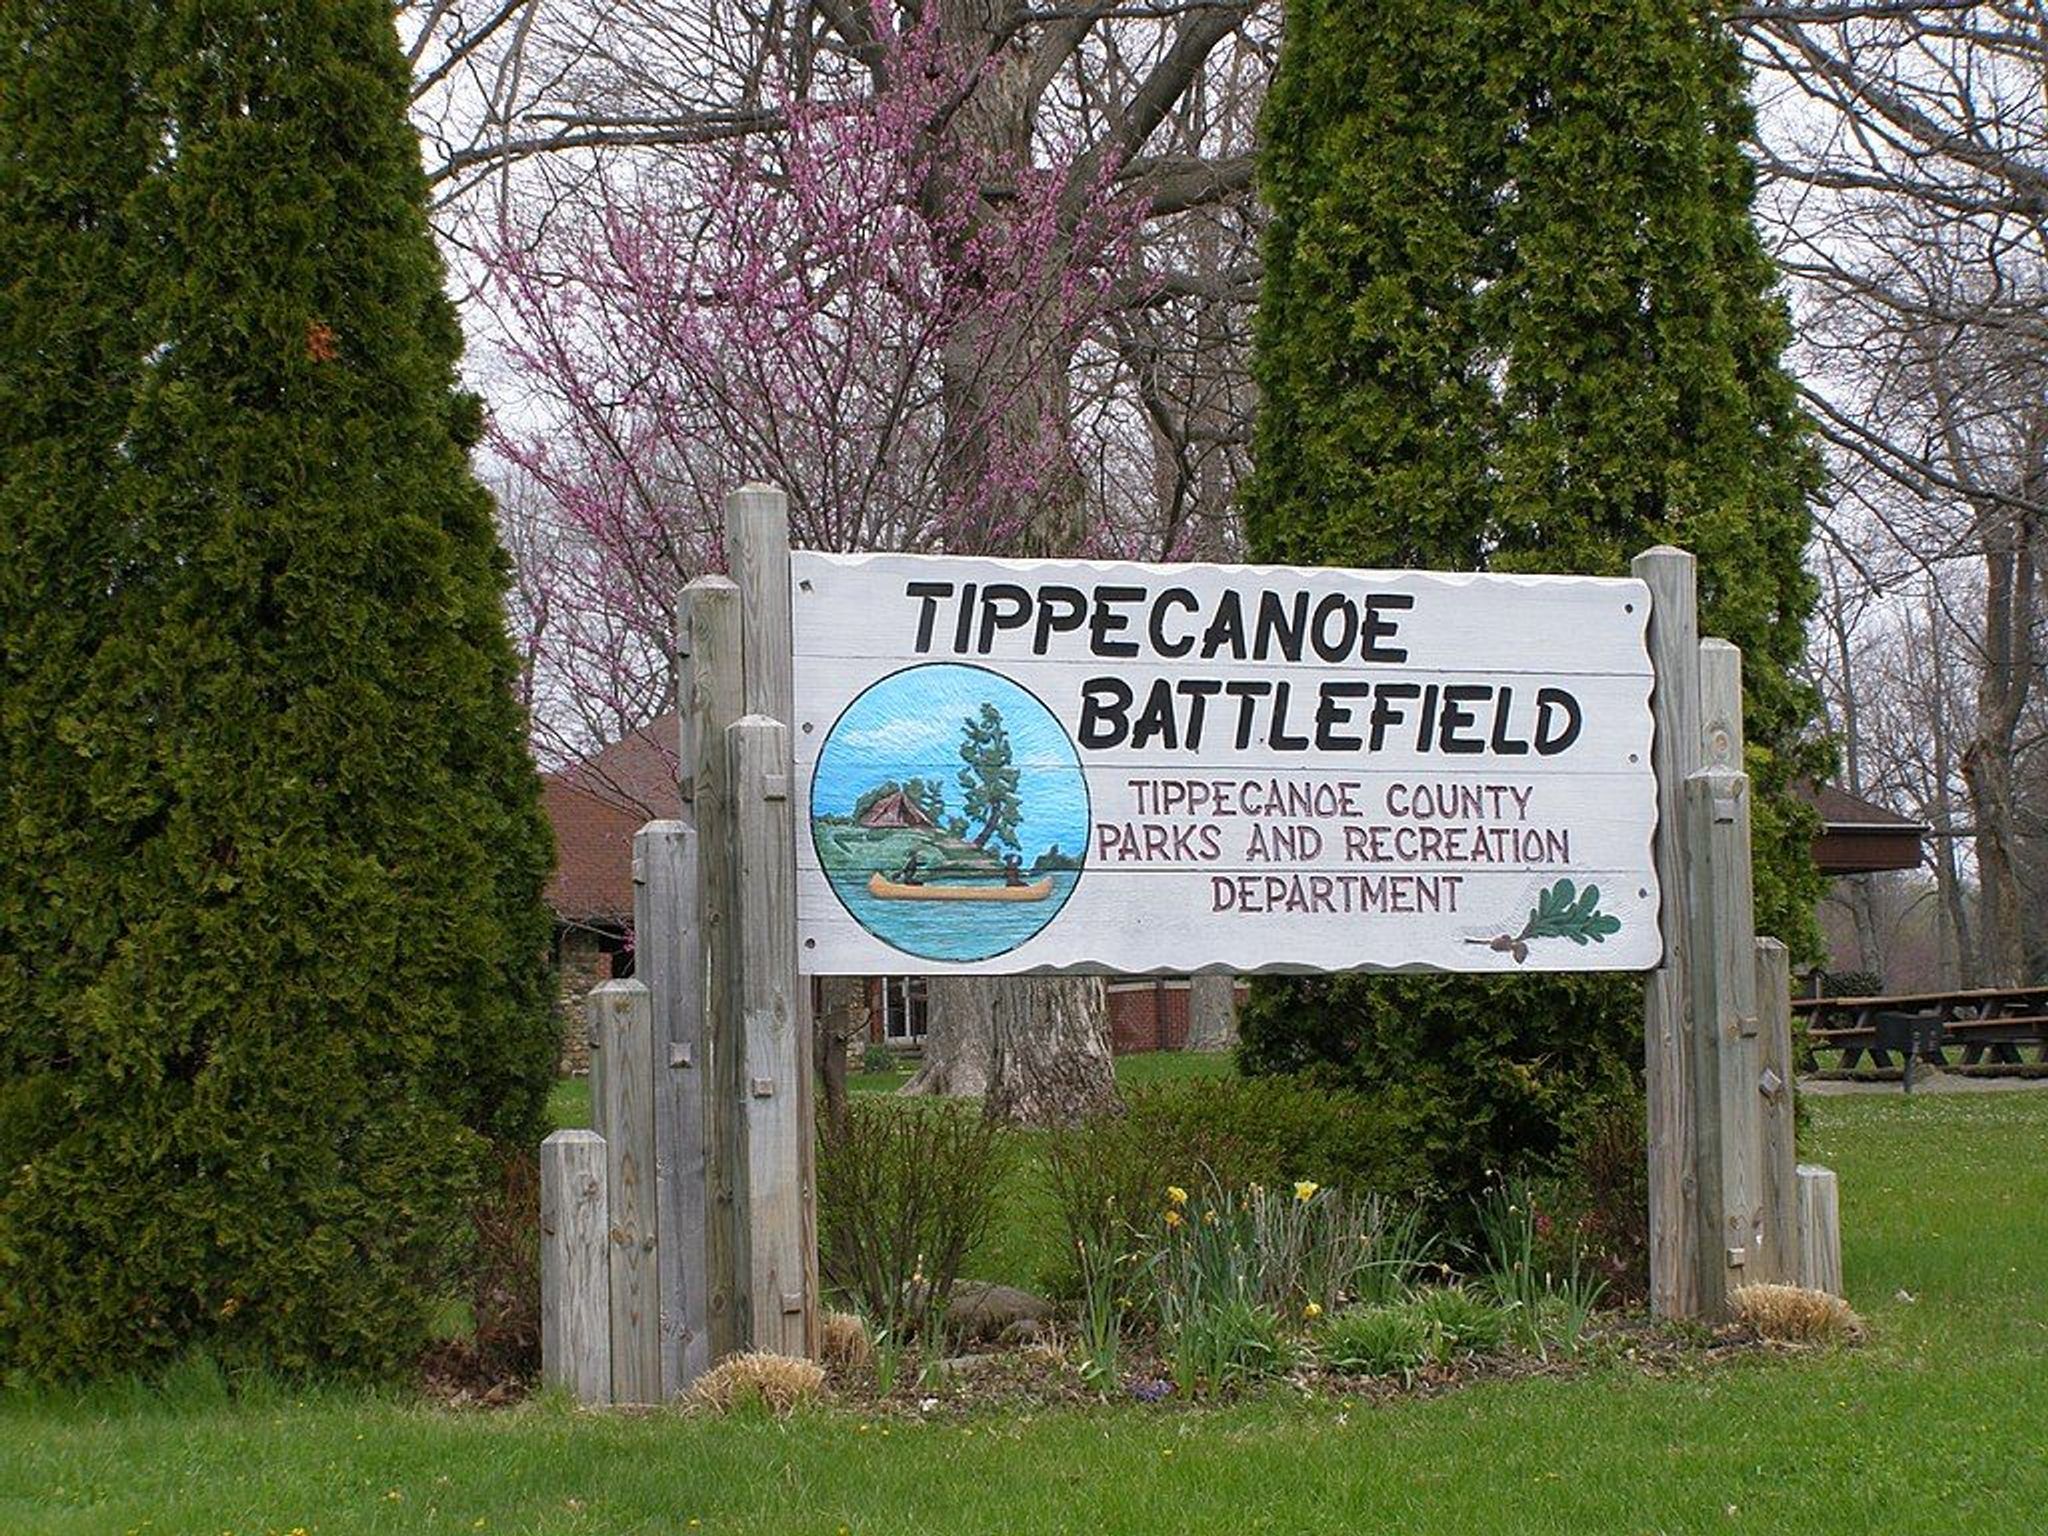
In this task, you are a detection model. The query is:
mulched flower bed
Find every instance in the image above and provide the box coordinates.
[422,1311,1849,1416]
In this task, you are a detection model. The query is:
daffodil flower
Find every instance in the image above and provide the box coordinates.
[1167,1185,1189,1207]
[1294,1180,1319,1202]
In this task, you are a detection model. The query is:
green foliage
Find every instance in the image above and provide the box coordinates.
[1054,1156,1431,1393]
[1320,1287,1515,1379]
[1409,1284,1511,1359]
[957,703,1022,852]
[1820,970,1886,999]
[1319,1303,1438,1382]
[1533,1088,1651,1303]
[1475,1177,1609,1353]
[1145,1181,1308,1396]
[815,1098,1012,1351]
[0,0,555,1381]
[1239,975,1640,1212]
[1157,1289,1295,1400]
[1240,0,1827,1202]
[1043,1076,1431,1289]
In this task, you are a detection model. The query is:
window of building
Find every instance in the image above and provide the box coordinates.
[880,975,927,1042]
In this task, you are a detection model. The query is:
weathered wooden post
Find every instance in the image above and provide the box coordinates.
[539,1129,610,1405]
[1633,546,1703,1318]
[589,978,660,1403]
[633,821,709,1391]
[1796,1164,1844,1296]
[723,484,818,1357]
[727,484,795,732]
[727,713,813,1358]
[1755,938,1799,1285]
[1687,638,1763,1317]
[679,573,745,1360]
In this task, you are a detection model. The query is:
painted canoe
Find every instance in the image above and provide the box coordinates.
[866,872,1053,903]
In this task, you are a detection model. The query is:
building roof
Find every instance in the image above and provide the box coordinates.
[1799,782,1928,832]
[859,788,937,829]
[1793,782,1929,876]
[541,715,683,926]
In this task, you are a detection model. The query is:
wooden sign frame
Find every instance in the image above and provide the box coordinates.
[539,486,1836,1405]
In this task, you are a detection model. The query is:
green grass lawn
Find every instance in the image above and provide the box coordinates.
[7,1091,2046,1534]
[550,1052,1232,1124]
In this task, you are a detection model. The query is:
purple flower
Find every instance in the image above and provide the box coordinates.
[1127,1377,1174,1403]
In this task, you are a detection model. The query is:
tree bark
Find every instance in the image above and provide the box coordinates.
[900,976,993,1098]
[815,976,865,1138]
[1840,875,1886,981]
[1959,490,2036,986]
[1963,740,2030,985]
[1924,603,1978,990]
[898,0,1124,1130]
[1185,974,1239,1053]
[984,976,1119,1127]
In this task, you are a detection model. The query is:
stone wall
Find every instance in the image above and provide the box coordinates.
[553,924,624,1076]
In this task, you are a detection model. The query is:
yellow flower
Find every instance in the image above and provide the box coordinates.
[1166,1185,1189,1207]
[1294,1181,1319,1202]
[1164,1209,1184,1229]
[1303,1301,1323,1320]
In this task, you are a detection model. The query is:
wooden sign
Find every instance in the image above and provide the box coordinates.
[791,551,1660,976]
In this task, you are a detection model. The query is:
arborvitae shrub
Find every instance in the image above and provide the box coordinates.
[0,0,555,1380]
[1241,0,1825,1201]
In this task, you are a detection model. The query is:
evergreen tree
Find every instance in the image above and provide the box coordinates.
[958,704,1023,852]
[0,0,556,1378]
[907,777,947,826]
[1240,0,1825,1198]
[1,0,155,1162]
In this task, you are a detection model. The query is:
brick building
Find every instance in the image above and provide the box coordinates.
[540,719,683,1068]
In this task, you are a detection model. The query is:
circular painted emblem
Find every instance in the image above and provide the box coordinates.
[809,663,1088,963]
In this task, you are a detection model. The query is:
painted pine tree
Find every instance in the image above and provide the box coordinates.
[1239,0,1825,1197]
[959,704,1023,852]
[0,0,555,1378]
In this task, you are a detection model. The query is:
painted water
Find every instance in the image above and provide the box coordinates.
[825,869,1083,963]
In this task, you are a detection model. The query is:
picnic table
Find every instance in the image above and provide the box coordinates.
[1793,984,2048,1080]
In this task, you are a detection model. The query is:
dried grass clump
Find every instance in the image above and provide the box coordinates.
[1731,1283,1863,1343]
[819,1311,875,1373]
[690,1352,826,1415]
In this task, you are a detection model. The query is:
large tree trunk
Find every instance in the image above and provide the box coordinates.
[900,976,993,1098]
[815,976,866,1138]
[1960,494,2035,986]
[1963,741,2030,985]
[1840,876,1886,981]
[985,976,1119,1127]
[901,0,1121,1129]
[1185,973,1239,1053]
[1924,604,1978,990]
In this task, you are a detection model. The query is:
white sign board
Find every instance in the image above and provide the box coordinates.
[791,552,1661,976]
